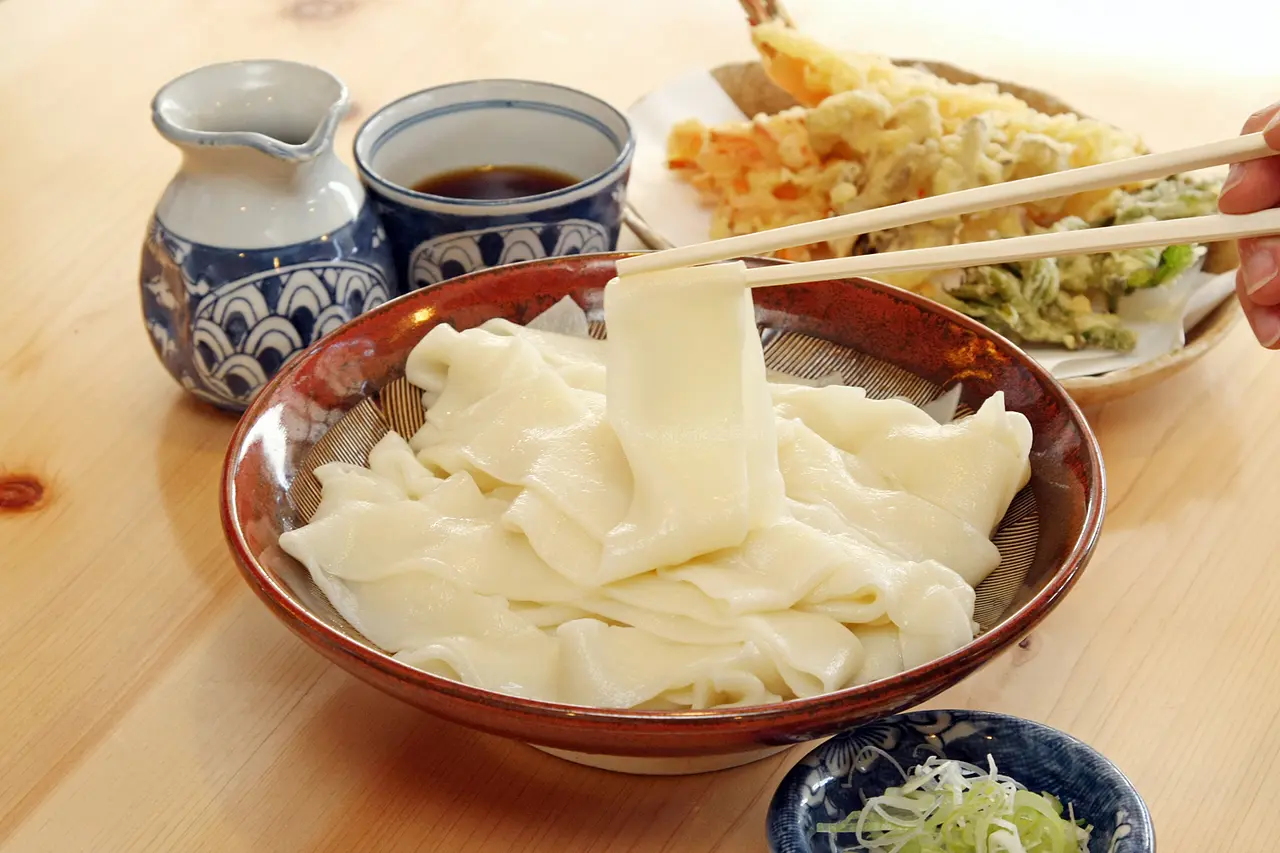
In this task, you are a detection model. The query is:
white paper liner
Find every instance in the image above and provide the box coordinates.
[526,294,592,337]
[626,68,1238,381]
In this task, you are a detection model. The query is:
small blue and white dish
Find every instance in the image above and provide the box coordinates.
[353,79,634,292]
[767,710,1154,853]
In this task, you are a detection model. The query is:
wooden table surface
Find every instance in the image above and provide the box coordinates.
[2,0,1279,850]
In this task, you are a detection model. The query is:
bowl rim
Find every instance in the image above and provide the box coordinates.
[220,251,1107,731]
[764,708,1155,853]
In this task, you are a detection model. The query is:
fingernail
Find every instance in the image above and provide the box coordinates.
[1221,163,1246,196]
[1267,110,1280,133]
[1251,99,1280,120]
[1243,242,1279,294]
[1252,308,1280,348]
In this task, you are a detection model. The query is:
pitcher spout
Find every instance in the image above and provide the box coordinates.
[151,59,349,162]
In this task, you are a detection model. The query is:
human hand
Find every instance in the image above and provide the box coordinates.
[1219,101,1280,347]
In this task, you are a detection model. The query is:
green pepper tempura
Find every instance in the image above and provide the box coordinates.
[934,175,1220,352]
[817,754,1092,853]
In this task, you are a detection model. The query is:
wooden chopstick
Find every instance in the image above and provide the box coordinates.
[615,132,1275,278]
[741,208,1280,288]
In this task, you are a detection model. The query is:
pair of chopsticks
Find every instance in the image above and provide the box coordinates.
[615,132,1279,287]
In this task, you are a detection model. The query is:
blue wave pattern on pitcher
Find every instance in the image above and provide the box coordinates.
[139,207,395,410]
[766,710,1153,853]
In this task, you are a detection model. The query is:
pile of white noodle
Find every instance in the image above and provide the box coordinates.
[279,262,1033,710]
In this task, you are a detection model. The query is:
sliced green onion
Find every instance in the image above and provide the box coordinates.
[816,754,1092,853]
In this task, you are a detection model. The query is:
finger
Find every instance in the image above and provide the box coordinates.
[1236,271,1280,348]
[1242,100,1280,134]
[1267,111,1280,152]
[1220,101,1280,212]
[1218,154,1280,214]
[1237,237,1280,305]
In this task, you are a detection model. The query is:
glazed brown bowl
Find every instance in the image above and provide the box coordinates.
[220,252,1105,774]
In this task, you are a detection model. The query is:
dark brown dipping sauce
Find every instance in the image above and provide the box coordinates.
[412,164,579,200]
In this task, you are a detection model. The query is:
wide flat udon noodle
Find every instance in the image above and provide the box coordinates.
[602,263,785,577]
[278,280,1034,710]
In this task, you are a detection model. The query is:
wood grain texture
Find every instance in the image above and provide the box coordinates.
[0,0,1278,850]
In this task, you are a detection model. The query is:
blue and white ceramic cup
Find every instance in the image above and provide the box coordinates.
[353,79,634,294]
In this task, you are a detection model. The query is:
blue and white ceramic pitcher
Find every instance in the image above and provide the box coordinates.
[140,61,398,411]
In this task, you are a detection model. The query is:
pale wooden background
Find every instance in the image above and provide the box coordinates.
[2,0,1279,850]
